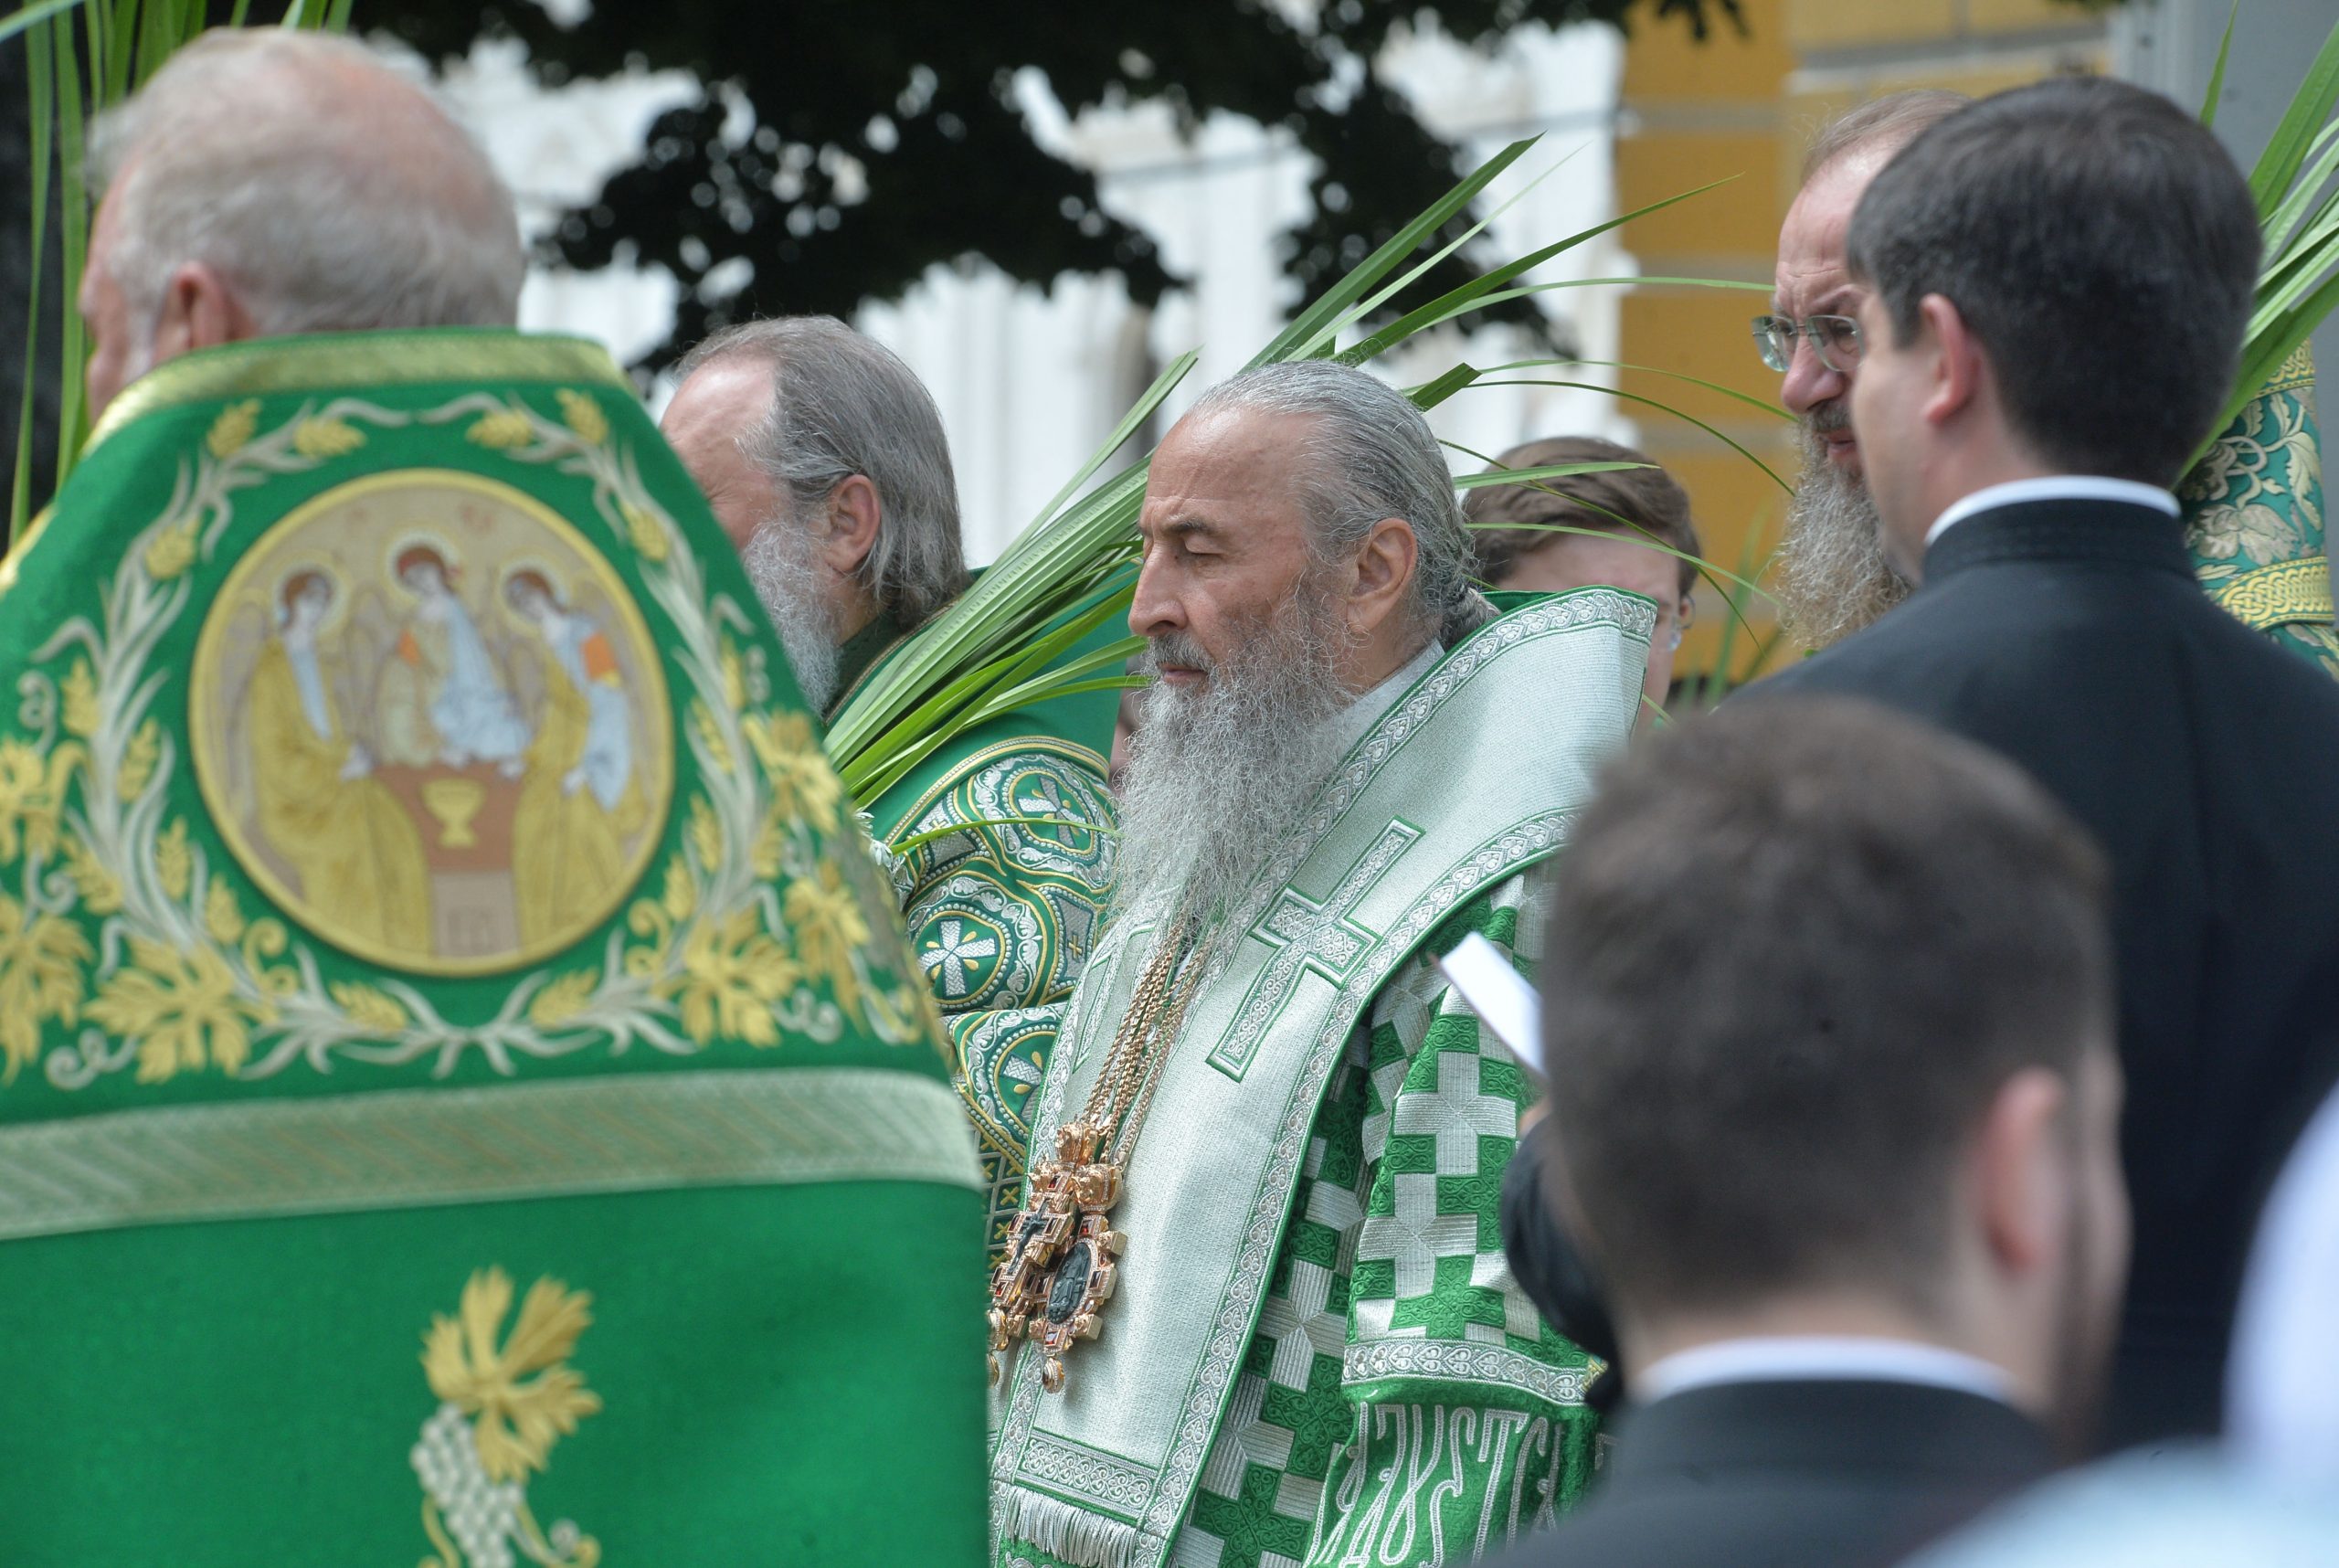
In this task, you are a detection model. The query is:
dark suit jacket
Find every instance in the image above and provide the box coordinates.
[1750,496,2339,1444]
[1491,1379,2054,1568]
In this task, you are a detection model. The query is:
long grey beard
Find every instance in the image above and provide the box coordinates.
[1113,590,1353,932]
[743,514,843,714]
[1771,417,1910,651]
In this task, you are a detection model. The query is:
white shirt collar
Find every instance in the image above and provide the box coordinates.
[1328,638,1442,754]
[1635,1335,2019,1408]
[1925,475,2179,548]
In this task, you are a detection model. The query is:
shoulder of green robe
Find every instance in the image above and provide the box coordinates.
[0,328,955,1131]
[2182,344,2339,679]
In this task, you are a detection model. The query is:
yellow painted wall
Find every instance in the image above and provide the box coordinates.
[1616,0,2109,683]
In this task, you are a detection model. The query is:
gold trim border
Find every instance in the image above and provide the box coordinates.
[0,1065,980,1244]
[2211,555,2335,630]
[84,330,629,459]
[188,466,677,978]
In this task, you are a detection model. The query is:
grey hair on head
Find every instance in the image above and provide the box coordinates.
[87,29,523,337]
[1799,88,1970,188]
[1184,359,1476,639]
[676,316,971,629]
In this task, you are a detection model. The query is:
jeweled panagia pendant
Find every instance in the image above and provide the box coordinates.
[988,1121,1126,1393]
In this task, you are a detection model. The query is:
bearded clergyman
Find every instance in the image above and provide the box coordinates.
[986,361,1652,1568]
[661,319,1121,1259]
[1764,90,2338,671]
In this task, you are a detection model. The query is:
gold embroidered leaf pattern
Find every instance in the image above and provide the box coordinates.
[467,409,534,450]
[291,417,365,459]
[743,710,841,832]
[719,640,747,713]
[206,398,259,459]
[556,388,609,447]
[672,906,800,1046]
[329,980,408,1033]
[659,857,695,923]
[116,719,161,800]
[423,1267,601,1482]
[58,834,121,916]
[60,660,99,737]
[0,737,68,863]
[0,890,90,1082]
[785,860,870,1007]
[87,938,253,1082]
[526,970,598,1029]
[202,881,246,944]
[155,819,192,901]
[750,806,785,880]
[687,795,723,875]
[620,500,669,562]
[141,520,199,581]
[690,698,733,773]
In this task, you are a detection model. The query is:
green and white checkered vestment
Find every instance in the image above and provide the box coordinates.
[1176,878,1593,1567]
[990,589,1647,1568]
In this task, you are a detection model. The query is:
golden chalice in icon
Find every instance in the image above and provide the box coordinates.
[419,776,488,848]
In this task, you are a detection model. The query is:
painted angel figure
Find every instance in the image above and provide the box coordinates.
[378,541,532,770]
[248,568,432,954]
[503,568,647,947]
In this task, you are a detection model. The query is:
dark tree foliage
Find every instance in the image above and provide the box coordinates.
[383,0,1741,371]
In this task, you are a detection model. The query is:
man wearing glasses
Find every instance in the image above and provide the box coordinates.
[1756,90,1968,652]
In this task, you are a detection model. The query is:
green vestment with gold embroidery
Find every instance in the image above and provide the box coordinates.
[988,590,1650,1568]
[0,329,986,1564]
[828,597,1124,1271]
[2184,347,2339,673]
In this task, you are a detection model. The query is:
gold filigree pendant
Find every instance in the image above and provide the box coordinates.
[988,1120,1127,1393]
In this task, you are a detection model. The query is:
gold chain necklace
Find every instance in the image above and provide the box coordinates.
[988,913,1205,1393]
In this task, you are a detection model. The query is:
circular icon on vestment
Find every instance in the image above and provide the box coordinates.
[189,469,673,974]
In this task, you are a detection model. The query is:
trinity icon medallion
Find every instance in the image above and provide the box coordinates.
[190,468,673,974]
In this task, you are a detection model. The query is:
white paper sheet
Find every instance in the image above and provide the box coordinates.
[1437,931,1545,1075]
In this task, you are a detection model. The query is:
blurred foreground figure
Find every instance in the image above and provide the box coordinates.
[663,319,1119,1265]
[986,361,1648,1568]
[1904,1086,2339,1568]
[1753,76,2339,1446]
[0,30,986,1563]
[1498,698,2128,1568]
[1466,435,1699,715]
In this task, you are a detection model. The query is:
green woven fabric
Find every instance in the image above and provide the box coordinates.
[844,582,1125,1271]
[0,328,986,1565]
[2181,345,2338,677]
[1171,878,1597,1568]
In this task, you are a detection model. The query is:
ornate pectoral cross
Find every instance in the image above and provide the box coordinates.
[988,1120,1127,1393]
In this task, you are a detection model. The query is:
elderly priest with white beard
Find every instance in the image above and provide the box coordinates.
[986,361,1649,1568]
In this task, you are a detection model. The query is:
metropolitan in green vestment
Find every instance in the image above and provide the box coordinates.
[986,363,1639,1568]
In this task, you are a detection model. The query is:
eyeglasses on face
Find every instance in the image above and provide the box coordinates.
[1751,313,1863,375]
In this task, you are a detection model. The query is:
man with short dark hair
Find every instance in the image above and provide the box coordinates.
[1496,698,2129,1568]
[1754,74,2339,1445]
[1466,435,1699,714]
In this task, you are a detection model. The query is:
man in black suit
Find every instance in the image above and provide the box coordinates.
[1495,699,2129,1568]
[1749,75,2339,1448]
